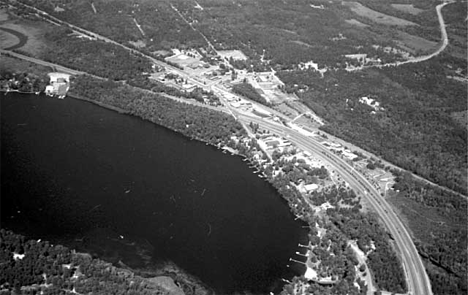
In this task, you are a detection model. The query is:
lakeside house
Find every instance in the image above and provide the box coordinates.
[45,72,70,99]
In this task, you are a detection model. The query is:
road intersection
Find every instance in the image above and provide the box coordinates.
[8,3,435,293]
[237,114,432,295]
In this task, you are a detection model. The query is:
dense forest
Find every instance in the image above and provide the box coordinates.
[40,27,152,81]
[277,56,467,195]
[71,75,245,146]
[0,229,186,295]
[23,27,220,105]
[292,57,467,197]
[231,81,269,105]
[391,171,467,295]
[15,0,207,52]
[14,0,467,195]
[15,0,417,68]
[6,1,467,294]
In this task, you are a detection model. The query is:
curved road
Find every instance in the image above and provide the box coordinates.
[238,114,432,295]
[11,2,434,293]
[349,0,454,71]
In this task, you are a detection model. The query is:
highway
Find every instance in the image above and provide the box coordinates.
[10,2,433,293]
[238,114,432,295]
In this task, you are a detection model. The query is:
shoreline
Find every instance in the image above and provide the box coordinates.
[67,92,132,115]
[2,90,309,292]
[0,89,40,95]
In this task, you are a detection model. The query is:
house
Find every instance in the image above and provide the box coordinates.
[265,140,280,148]
[45,85,54,95]
[304,183,318,192]
[48,72,70,83]
[343,150,358,161]
[182,83,197,91]
[45,72,70,98]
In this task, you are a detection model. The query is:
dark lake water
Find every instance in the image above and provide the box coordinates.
[1,93,308,294]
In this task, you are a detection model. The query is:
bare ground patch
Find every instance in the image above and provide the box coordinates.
[343,2,417,26]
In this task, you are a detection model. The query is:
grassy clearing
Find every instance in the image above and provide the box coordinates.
[290,40,316,48]
[345,18,368,27]
[396,30,438,54]
[0,19,50,56]
[344,2,417,26]
[0,8,9,22]
[0,55,53,75]
[0,28,19,49]
[450,110,468,129]
[273,103,301,118]
[391,4,424,15]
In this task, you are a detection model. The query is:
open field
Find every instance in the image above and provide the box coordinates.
[343,2,417,26]
[0,28,20,50]
[273,103,301,118]
[0,8,8,22]
[451,110,468,128]
[396,30,438,54]
[391,4,424,15]
[0,20,48,56]
[165,53,206,69]
[345,18,368,27]
[0,9,19,49]
[290,40,315,48]
[0,55,53,76]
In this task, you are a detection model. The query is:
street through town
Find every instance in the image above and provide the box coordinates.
[6,3,443,294]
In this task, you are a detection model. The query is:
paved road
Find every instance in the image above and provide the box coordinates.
[238,114,433,295]
[18,0,465,198]
[0,50,90,76]
[1,50,228,114]
[349,0,453,72]
[15,1,209,88]
[10,3,434,293]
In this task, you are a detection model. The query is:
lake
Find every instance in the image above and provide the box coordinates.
[1,93,308,294]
